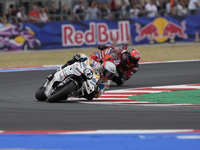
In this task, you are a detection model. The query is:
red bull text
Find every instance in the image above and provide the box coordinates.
[62,21,130,46]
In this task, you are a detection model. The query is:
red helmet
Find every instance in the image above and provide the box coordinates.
[100,61,116,81]
[125,48,141,66]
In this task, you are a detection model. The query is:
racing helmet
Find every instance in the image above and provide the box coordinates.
[100,61,116,81]
[125,48,141,65]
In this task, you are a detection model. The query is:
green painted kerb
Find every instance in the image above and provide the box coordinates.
[129,89,200,104]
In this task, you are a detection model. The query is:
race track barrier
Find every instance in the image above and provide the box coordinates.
[0,14,200,51]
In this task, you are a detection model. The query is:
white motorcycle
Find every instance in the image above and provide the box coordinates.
[35,58,99,102]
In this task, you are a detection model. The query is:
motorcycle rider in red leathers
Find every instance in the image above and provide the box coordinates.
[90,44,141,86]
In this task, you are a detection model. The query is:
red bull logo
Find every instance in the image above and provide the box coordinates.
[135,18,188,43]
[62,21,130,46]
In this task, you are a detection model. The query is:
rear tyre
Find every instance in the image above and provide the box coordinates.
[35,86,47,101]
[47,82,77,103]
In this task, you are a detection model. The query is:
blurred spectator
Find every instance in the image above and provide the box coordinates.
[50,2,60,21]
[165,0,172,15]
[124,0,130,5]
[137,0,145,16]
[110,0,121,19]
[157,0,165,16]
[0,3,6,23]
[28,4,40,23]
[6,7,16,23]
[129,4,140,18]
[11,4,18,15]
[120,0,129,18]
[73,0,85,15]
[16,6,28,23]
[99,2,111,19]
[84,4,90,20]
[44,6,50,15]
[44,6,51,21]
[74,1,85,21]
[87,1,99,20]
[60,6,68,21]
[0,12,7,23]
[188,0,199,14]
[155,0,161,10]
[116,4,121,19]
[40,7,49,23]
[1,0,199,23]
[170,0,177,15]
[67,8,74,21]
[110,0,116,12]
[176,1,187,16]
[145,0,158,17]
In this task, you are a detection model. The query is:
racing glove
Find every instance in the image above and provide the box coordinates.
[83,91,97,100]
[47,73,54,81]
[61,54,82,69]
[112,75,126,86]
[73,54,81,61]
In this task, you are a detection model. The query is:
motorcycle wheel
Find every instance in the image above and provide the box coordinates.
[35,86,47,101]
[47,81,76,103]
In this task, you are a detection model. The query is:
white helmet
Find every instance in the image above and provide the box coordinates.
[101,61,116,80]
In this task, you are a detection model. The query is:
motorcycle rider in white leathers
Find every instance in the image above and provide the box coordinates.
[47,53,116,100]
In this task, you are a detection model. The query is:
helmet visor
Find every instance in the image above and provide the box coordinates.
[102,67,114,80]
[128,53,139,64]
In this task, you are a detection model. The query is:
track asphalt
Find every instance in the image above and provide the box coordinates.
[0,60,200,149]
[0,60,200,130]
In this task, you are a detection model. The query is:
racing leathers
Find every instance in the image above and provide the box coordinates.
[47,53,110,100]
[90,44,139,86]
[84,57,110,100]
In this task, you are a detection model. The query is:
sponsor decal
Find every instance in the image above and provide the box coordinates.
[82,62,86,68]
[62,21,130,46]
[135,17,188,43]
[63,69,68,77]
[0,24,41,51]
[92,78,96,84]
[76,67,82,74]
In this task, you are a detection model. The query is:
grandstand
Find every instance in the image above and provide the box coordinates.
[0,0,199,23]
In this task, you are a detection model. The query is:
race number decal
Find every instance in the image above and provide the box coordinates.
[83,68,93,80]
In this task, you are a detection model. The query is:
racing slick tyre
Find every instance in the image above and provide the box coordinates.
[35,86,47,101]
[47,81,77,103]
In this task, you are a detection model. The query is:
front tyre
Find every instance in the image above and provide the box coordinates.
[47,82,77,103]
[35,86,47,101]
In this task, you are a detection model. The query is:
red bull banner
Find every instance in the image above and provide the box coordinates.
[62,21,130,46]
[23,20,131,49]
[131,15,200,44]
[0,15,200,51]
